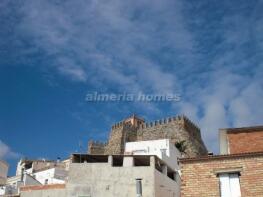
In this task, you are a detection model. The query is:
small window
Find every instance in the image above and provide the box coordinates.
[136,179,142,197]
[219,173,241,197]
[134,157,150,166]
[112,156,123,167]
[160,149,167,156]
[45,179,48,185]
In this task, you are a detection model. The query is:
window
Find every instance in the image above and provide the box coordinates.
[112,156,123,167]
[160,148,167,156]
[136,179,142,197]
[134,157,150,166]
[219,173,241,197]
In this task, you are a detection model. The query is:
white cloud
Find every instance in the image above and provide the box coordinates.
[0,140,20,159]
[16,0,192,94]
[3,0,263,153]
[179,70,263,153]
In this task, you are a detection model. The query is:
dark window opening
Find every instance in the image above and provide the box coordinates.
[155,161,163,173]
[134,157,150,166]
[25,162,33,170]
[167,171,175,181]
[72,154,108,163]
[112,156,123,167]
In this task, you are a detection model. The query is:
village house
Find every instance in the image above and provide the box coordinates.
[2,115,263,197]
[180,126,263,197]
[0,159,69,196]
[20,138,182,197]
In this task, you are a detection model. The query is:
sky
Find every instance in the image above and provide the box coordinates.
[0,0,263,175]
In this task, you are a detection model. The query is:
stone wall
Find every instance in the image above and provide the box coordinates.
[89,115,208,157]
[88,141,106,155]
[135,116,207,157]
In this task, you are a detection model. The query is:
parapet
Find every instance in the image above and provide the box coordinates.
[88,140,107,154]
[137,115,200,133]
[111,121,134,130]
[89,140,108,146]
[111,121,126,130]
[181,115,201,133]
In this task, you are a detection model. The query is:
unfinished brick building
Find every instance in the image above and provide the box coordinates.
[88,115,208,157]
[180,126,263,197]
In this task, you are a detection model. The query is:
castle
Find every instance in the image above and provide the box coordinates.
[88,115,208,157]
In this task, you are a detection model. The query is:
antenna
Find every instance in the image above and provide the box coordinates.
[78,140,83,163]
[79,140,83,153]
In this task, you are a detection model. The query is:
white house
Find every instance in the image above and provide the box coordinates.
[125,139,181,171]
[33,167,67,185]
[1,159,68,196]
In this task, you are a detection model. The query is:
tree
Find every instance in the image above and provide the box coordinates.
[175,140,187,154]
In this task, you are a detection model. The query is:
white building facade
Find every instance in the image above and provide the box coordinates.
[125,139,181,171]
[1,159,68,196]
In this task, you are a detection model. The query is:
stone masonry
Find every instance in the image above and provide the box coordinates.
[88,115,208,157]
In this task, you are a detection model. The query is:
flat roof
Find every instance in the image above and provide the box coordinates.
[71,154,158,159]
[179,151,263,163]
[71,154,168,165]
[220,125,263,133]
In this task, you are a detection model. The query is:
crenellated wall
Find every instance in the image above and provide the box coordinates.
[88,115,208,157]
[88,141,107,155]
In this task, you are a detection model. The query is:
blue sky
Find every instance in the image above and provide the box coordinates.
[1,0,263,175]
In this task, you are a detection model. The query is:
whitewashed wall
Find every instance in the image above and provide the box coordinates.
[125,139,181,170]
[34,168,67,185]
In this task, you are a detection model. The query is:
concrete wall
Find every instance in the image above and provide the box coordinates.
[24,174,42,186]
[21,189,66,197]
[19,155,180,197]
[67,163,155,197]
[155,170,179,197]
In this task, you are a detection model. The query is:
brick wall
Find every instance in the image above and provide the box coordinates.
[20,184,66,191]
[180,153,263,197]
[228,130,263,154]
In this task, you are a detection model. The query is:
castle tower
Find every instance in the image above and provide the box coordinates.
[88,115,208,157]
[104,115,140,155]
[124,114,145,128]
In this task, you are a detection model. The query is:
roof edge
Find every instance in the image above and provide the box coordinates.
[179,151,263,163]
[219,125,263,133]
